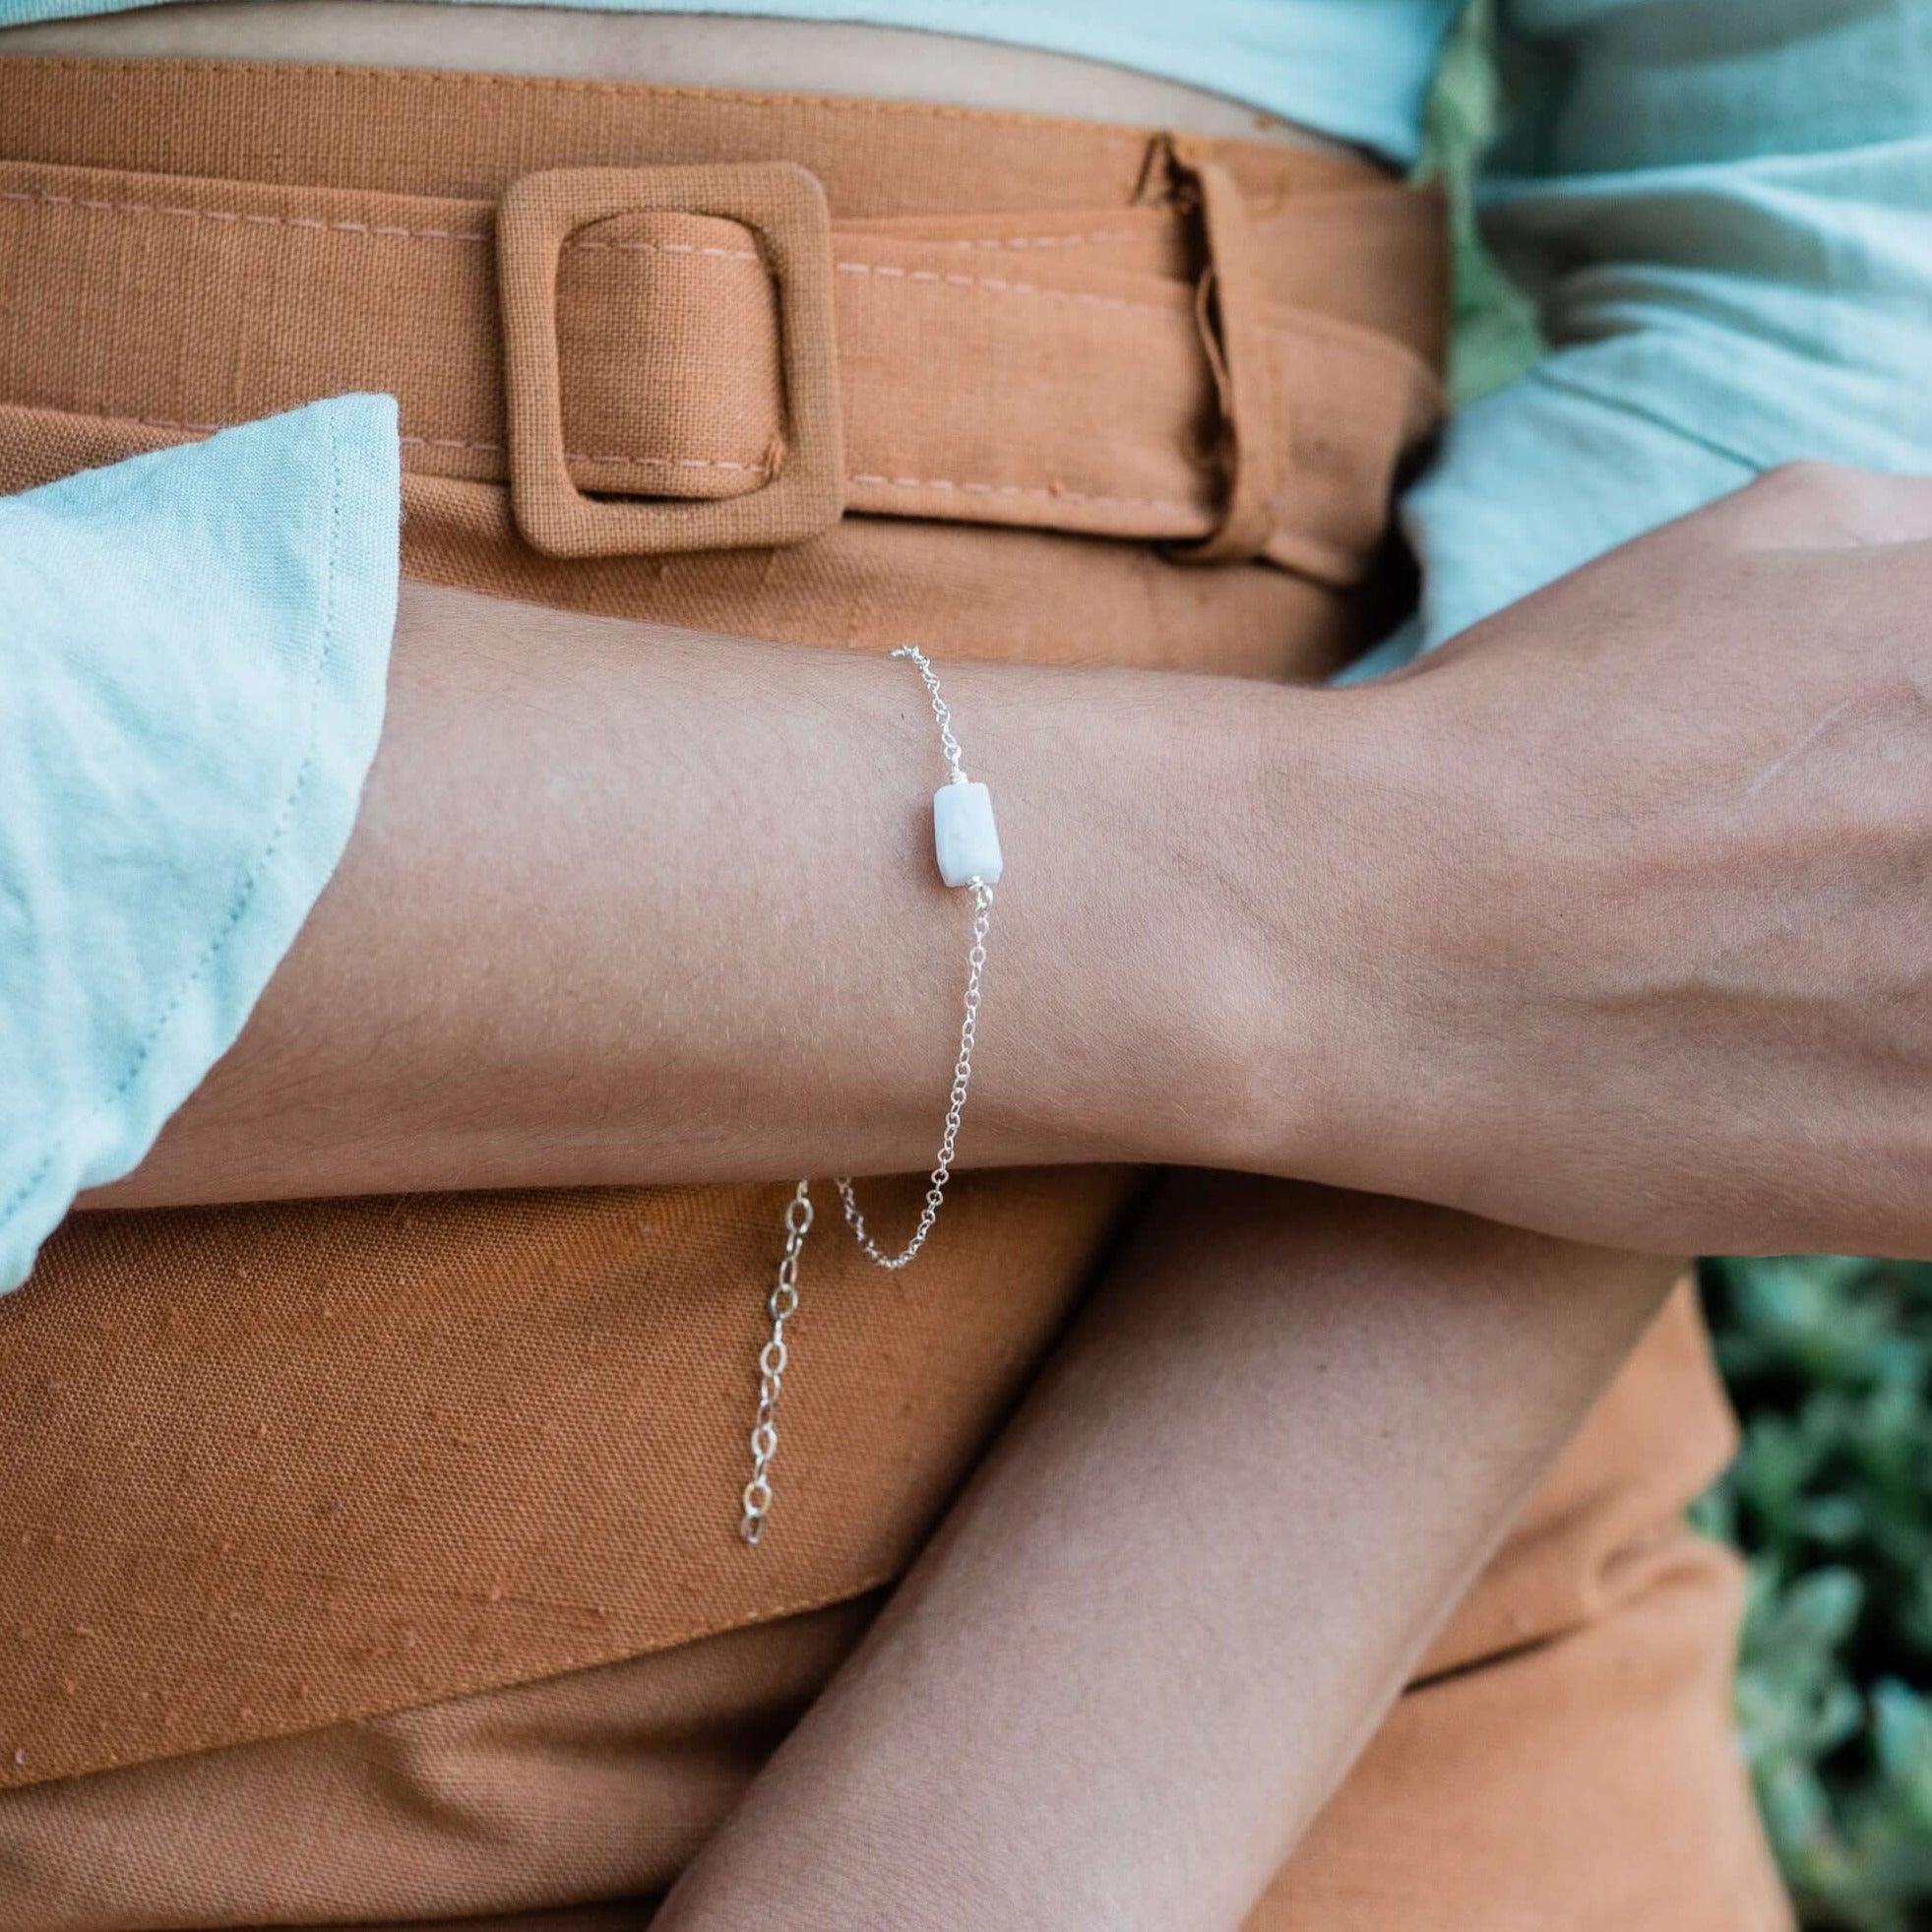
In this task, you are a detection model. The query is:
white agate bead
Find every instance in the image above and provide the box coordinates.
[932,779,1002,887]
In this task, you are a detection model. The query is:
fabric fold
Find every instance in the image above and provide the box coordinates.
[0,394,400,1288]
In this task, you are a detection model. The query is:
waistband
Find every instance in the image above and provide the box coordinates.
[0,54,1445,578]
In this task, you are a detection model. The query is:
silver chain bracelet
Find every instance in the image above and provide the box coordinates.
[739,645,1002,1546]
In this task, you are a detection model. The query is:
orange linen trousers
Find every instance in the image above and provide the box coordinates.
[0,54,1788,1930]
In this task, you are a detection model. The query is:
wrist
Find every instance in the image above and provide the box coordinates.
[1217,675,1455,1194]
[858,656,1441,1187]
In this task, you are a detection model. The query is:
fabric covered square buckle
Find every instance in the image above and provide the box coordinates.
[495,161,846,558]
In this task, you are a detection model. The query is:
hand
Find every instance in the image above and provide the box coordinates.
[1313,465,1932,1258]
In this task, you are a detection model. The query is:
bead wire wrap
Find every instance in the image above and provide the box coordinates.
[739,646,996,1545]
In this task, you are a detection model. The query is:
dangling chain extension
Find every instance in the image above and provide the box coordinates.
[739,1181,811,1546]
[739,647,998,1546]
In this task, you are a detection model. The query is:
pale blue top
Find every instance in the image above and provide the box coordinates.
[0,0,1927,1285]
[0,399,399,1284]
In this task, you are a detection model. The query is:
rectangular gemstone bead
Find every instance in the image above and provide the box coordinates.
[932,779,1002,887]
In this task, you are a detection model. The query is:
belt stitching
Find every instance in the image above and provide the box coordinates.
[1,187,1190,319]
[4,54,1207,149]
[0,187,1144,253]
[31,407,1208,519]
[7,181,1227,512]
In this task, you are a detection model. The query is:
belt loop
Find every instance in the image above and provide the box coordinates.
[1162,136,1281,564]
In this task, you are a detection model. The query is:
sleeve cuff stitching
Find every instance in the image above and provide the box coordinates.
[0,410,348,1235]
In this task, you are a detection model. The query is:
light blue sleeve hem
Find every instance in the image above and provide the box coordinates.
[0,395,401,1290]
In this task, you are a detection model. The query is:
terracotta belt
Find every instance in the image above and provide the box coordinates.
[0,56,1443,582]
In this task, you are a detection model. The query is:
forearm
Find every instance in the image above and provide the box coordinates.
[654,1177,1680,1932]
[93,581,1384,1210]
[92,468,1932,1257]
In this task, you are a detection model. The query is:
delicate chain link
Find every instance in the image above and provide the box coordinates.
[737,646,996,1546]
[893,642,969,786]
[833,876,991,1268]
[740,1181,811,1545]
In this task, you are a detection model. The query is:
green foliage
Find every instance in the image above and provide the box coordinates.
[1425,10,1932,1925]
[1697,1258,1932,1931]
[1418,0,1539,405]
